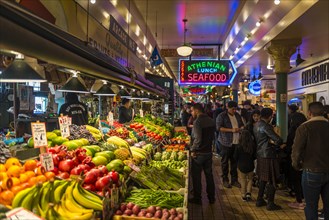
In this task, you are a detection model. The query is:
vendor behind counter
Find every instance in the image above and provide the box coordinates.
[59,93,88,126]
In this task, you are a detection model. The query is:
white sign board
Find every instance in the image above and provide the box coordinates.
[31,122,48,148]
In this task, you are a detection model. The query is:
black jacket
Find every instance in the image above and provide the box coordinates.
[191,114,216,153]
[234,145,256,173]
[118,106,132,124]
[253,120,283,159]
[59,101,88,126]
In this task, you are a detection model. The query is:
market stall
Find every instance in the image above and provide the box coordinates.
[0,114,190,220]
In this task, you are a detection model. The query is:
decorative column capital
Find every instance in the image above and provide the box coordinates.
[265,39,301,74]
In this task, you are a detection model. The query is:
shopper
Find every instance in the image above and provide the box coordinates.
[189,103,216,205]
[245,110,261,135]
[234,130,256,201]
[118,98,133,124]
[216,101,244,188]
[180,104,191,127]
[254,108,284,211]
[213,103,223,156]
[286,105,307,210]
[59,93,88,126]
[292,102,329,220]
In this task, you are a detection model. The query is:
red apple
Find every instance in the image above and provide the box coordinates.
[98,165,108,176]
[97,191,104,197]
[108,171,119,183]
[51,167,59,174]
[84,171,98,184]
[83,164,91,171]
[95,176,111,191]
[70,166,83,175]
[89,168,102,178]
[58,159,75,172]
[83,184,96,191]
[57,172,70,179]
[52,154,60,166]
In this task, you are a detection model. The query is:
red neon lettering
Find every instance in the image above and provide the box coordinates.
[221,74,227,82]
[187,73,193,81]
[209,74,215,81]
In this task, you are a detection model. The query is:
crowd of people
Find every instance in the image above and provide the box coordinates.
[185,101,329,220]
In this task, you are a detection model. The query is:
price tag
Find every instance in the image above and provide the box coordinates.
[6,207,42,219]
[31,122,48,148]
[128,163,140,172]
[40,153,54,171]
[58,116,70,138]
[107,112,114,126]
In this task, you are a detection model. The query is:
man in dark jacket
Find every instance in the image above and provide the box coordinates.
[59,93,88,126]
[254,108,284,211]
[292,102,329,220]
[216,101,244,188]
[118,98,132,124]
[189,103,216,204]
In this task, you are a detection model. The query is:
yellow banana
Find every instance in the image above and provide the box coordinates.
[53,180,70,203]
[55,203,94,220]
[12,186,35,208]
[39,181,51,211]
[61,182,93,214]
[72,182,103,211]
[20,186,39,211]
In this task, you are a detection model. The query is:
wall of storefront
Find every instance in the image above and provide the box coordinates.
[288,59,329,113]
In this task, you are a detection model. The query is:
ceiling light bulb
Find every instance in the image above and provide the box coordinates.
[244,37,249,41]
[274,0,280,5]
[90,0,96,4]
[256,21,261,27]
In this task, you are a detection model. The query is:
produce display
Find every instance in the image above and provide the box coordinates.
[0,142,12,164]
[12,179,102,219]
[0,158,55,205]
[114,201,184,219]
[2,118,189,219]
[131,165,185,190]
[125,189,184,209]
[154,151,187,161]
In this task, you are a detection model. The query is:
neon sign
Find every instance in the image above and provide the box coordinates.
[179,59,237,86]
[248,80,261,96]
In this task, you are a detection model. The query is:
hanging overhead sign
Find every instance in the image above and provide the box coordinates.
[248,80,262,96]
[179,59,237,86]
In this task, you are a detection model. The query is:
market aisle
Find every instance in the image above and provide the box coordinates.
[188,156,306,220]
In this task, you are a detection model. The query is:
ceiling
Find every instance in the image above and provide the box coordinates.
[132,0,329,82]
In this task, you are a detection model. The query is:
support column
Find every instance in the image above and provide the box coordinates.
[231,74,240,103]
[266,39,301,141]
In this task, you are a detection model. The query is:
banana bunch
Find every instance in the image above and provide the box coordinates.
[130,147,147,164]
[12,179,103,219]
[107,136,130,149]
[85,125,103,141]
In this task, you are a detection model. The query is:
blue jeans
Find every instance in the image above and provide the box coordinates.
[191,153,215,201]
[302,170,329,220]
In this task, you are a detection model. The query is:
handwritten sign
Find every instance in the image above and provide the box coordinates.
[58,116,70,138]
[107,112,114,126]
[40,153,54,171]
[128,163,140,172]
[6,207,42,220]
[31,122,48,148]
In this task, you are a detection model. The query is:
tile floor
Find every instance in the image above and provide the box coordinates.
[187,156,309,220]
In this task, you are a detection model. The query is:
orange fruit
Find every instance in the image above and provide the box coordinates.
[34,167,45,176]
[25,171,36,178]
[19,173,29,183]
[44,172,55,180]
[28,177,38,187]
[19,182,30,190]
[4,158,21,170]
[10,185,23,195]
[24,160,37,171]
[0,190,14,204]
[0,172,8,181]
[0,164,6,172]
[6,165,23,178]
[11,177,20,186]
[0,178,13,190]
[36,175,47,183]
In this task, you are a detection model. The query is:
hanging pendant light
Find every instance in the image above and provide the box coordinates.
[0,59,46,83]
[57,71,89,93]
[117,86,131,98]
[295,47,305,67]
[95,81,115,96]
[177,19,193,57]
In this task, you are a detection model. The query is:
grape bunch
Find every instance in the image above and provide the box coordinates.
[67,125,97,144]
[0,142,12,164]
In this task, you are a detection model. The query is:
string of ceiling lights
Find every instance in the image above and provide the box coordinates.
[228,0,281,61]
